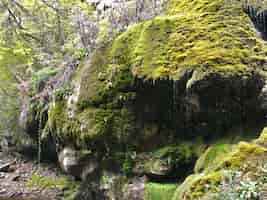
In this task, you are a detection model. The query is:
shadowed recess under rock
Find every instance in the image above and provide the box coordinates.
[243,4,267,40]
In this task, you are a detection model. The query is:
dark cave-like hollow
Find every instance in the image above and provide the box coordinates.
[244,5,267,40]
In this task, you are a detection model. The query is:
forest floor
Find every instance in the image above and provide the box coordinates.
[0,150,70,200]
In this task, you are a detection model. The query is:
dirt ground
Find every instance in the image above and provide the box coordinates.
[0,151,69,200]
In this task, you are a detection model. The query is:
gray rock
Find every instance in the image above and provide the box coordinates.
[123,177,145,200]
[58,147,98,180]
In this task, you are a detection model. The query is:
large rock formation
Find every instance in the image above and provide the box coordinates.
[47,0,267,151]
[21,0,267,199]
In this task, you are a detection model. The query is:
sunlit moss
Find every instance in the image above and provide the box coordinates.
[107,0,267,80]
[26,173,76,190]
[174,127,267,199]
[145,183,177,200]
[194,143,232,173]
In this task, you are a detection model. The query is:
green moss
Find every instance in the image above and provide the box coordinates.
[48,100,106,146]
[187,172,222,199]
[255,127,267,147]
[219,141,267,170]
[172,174,199,200]
[175,128,267,200]
[145,183,177,200]
[26,173,79,200]
[194,143,232,173]
[77,49,108,107]
[151,143,195,167]
[172,172,222,200]
[48,99,136,150]
[26,173,76,190]
[166,0,225,15]
[48,0,267,149]
[104,0,267,80]
[31,67,58,92]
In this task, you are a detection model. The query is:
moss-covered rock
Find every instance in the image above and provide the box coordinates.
[145,144,197,177]
[46,0,267,149]
[41,1,267,198]
[173,127,267,200]
[194,143,233,173]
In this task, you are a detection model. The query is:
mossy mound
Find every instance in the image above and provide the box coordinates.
[173,127,267,200]
[194,143,233,173]
[48,0,266,146]
[110,0,267,80]
[131,142,203,179]
[77,0,267,108]
[48,100,136,151]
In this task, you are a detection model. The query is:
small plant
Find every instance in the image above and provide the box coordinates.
[74,48,87,60]
[53,87,72,100]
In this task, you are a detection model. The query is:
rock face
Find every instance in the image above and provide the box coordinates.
[58,147,98,180]
[123,177,145,200]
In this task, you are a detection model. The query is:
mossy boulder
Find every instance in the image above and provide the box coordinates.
[194,143,233,173]
[173,127,267,200]
[144,144,197,178]
[42,1,267,196]
[47,0,267,149]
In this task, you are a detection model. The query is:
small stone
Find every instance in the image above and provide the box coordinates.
[8,174,20,182]
[0,172,6,179]
[0,163,11,172]
[0,189,6,194]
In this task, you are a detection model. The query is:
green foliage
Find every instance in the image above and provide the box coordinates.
[0,40,28,136]
[53,86,72,101]
[145,183,177,200]
[73,48,88,60]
